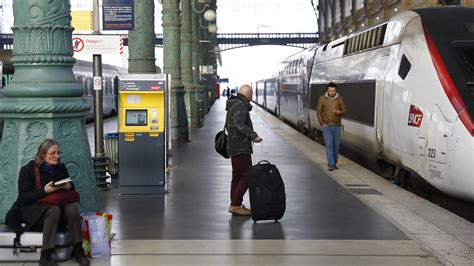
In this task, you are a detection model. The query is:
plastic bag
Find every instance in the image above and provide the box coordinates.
[81,213,111,257]
[95,212,113,247]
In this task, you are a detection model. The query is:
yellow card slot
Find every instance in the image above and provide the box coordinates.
[125,137,135,142]
[125,133,135,137]
[149,132,159,137]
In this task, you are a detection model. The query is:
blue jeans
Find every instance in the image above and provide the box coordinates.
[322,125,342,167]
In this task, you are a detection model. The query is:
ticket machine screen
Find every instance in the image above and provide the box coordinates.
[126,110,147,126]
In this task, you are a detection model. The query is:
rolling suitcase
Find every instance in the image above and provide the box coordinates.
[0,225,73,262]
[246,160,286,222]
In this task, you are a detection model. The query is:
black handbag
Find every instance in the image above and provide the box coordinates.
[215,127,229,159]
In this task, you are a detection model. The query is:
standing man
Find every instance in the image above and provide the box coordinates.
[225,84,262,216]
[316,82,346,171]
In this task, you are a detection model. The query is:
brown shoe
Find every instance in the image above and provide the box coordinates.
[228,205,251,216]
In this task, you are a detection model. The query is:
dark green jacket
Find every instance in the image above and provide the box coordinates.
[225,95,258,157]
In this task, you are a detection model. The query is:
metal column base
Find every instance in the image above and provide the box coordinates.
[92,156,109,191]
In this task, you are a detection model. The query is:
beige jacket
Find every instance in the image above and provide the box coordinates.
[316,92,346,126]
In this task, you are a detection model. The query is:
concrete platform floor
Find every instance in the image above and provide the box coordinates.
[5,98,473,265]
[93,99,408,241]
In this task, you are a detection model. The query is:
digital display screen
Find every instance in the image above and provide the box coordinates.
[126,110,147,126]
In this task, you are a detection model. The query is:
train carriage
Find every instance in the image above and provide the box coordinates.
[255,7,474,202]
[273,47,317,132]
[309,8,474,201]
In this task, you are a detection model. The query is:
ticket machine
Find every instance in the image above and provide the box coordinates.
[118,74,169,194]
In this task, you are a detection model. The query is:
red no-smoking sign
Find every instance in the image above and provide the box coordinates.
[72,37,84,53]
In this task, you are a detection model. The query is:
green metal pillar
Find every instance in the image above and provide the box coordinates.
[128,0,156,73]
[162,0,189,141]
[181,0,199,128]
[199,20,210,114]
[208,0,218,105]
[191,2,203,126]
[0,0,99,222]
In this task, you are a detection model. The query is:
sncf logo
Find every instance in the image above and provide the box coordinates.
[408,105,423,127]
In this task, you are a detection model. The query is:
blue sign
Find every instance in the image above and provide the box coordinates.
[103,0,134,31]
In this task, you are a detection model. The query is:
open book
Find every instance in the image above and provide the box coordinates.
[52,177,72,187]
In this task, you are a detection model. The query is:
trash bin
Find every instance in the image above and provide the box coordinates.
[104,133,118,178]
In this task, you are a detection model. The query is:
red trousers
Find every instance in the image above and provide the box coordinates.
[230,154,252,206]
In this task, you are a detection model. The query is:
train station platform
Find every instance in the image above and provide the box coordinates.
[10,98,472,265]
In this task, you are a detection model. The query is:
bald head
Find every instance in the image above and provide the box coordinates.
[239,84,252,102]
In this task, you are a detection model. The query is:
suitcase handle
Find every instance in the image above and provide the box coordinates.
[257,160,271,165]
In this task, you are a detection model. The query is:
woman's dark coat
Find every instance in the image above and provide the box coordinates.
[5,160,74,231]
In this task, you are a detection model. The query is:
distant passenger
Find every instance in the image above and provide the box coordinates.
[226,86,231,99]
[225,84,262,216]
[231,88,235,96]
[316,82,346,171]
[5,139,90,266]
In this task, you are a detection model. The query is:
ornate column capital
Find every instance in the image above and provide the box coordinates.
[4,0,82,98]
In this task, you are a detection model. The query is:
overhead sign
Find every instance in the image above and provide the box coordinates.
[72,35,123,54]
[103,0,134,31]
[71,11,93,31]
[199,65,214,75]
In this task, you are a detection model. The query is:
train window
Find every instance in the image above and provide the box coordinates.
[108,79,112,94]
[102,78,106,94]
[349,37,356,53]
[368,30,375,48]
[343,39,349,54]
[398,54,411,80]
[377,25,387,46]
[86,77,92,96]
[107,79,112,94]
[357,34,363,51]
[362,31,369,50]
[453,42,474,75]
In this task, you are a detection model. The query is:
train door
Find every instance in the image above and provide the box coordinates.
[376,56,390,154]
[263,80,267,109]
[388,47,420,157]
[276,79,280,116]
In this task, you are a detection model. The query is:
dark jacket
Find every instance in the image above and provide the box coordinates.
[225,95,258,157]
[316,92,347,126]
[5,160,73,231]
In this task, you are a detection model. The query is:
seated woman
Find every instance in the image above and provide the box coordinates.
[6,139,89,266]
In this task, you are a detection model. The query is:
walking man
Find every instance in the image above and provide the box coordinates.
[225,84,262,215]
[316,82,346,171]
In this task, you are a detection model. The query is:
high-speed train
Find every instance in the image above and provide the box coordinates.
[0,49,123,137]
[253,7,474,202]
